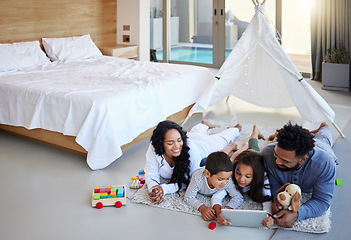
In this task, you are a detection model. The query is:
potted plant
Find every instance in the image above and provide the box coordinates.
[150,7,179,50]
[322,43,350,91]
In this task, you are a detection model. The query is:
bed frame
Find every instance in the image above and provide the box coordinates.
[0,105,194,156]
[0,1,197,158]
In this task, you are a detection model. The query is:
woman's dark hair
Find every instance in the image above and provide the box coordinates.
[276,123,315,157]
[206,151,233,175]
[150,120,191,191]
[233,150,271,203]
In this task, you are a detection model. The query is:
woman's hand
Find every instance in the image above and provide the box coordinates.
[148,185,164,205]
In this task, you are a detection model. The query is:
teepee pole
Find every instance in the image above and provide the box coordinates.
[181,115,190,127]
[332,122,345,138]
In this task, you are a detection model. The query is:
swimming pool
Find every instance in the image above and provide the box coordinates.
[155,46,232,64]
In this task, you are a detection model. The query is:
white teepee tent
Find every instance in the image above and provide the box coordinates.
[185,3,344,137]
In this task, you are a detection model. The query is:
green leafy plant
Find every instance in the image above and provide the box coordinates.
[150,7,163,18]
[324,43,350,64]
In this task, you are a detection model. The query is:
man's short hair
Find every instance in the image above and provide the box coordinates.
[205,151,233,175]
[276,122,315,157]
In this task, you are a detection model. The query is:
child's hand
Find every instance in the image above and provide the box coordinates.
[222,206,233,210]
[217,215,232,226]
[261,215,274,228]
[212,205,231,226]
[198,205,216,221]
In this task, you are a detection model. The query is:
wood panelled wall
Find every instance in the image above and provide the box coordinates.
[0,0,116,47]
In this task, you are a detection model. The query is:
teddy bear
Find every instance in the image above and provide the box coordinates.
[276,183,302,213]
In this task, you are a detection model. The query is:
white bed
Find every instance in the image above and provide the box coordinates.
[0,52,213,169]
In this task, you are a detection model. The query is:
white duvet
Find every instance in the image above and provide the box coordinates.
[0,56,213,169]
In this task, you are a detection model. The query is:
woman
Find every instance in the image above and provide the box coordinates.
[144,119,241,204]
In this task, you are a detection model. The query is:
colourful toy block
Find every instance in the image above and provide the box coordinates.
[111,187,118,192]
[106,185,112,188]
[93,193,100,200]
[138,169,145,175]
[130,179,140,189]
[106,188,111,194]
[107,195,112,198]
[336,178,343,186]
[117,188,124,197]
[101,186,106,189]
[139,178,145,184]
[100,192,108,198]
[94,186,101,193]
[208,222,216,230]
[131,176,138,181]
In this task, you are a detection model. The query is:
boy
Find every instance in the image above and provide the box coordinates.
[184,151,243,225]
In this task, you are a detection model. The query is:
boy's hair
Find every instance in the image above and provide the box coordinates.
[233,150,271,203]
[276,122,315,157]
[205,151,233,175]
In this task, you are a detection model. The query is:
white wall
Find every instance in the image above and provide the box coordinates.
[117,0,150,61]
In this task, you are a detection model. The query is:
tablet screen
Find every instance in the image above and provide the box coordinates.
[221,209,268,228]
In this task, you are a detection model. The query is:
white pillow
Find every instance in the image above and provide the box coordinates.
[42,34,102,62]
[0,41,51,72]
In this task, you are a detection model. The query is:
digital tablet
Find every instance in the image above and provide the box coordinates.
[221,209,267,228]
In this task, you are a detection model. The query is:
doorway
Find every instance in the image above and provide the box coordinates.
[150,0,312,76]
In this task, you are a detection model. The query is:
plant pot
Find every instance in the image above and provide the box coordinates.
[322,62,350,91]
[150,17,179,50]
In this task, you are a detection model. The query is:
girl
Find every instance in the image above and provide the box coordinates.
[232,125,274,228]
[144,120,241,204]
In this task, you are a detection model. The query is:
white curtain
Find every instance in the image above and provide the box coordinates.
[311,0,351,81]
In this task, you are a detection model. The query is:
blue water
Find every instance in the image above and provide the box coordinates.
[156,47,232,64]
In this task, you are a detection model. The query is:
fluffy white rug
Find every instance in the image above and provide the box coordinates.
[130,183,331,233]
[130,123,331,233]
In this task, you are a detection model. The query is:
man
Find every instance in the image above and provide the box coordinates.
[262,121,337,228]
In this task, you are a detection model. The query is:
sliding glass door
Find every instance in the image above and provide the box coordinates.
[150,0,224,68]
[150,0,312,76]
[281,0,312,77]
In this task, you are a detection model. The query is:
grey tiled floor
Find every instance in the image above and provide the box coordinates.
[0,78,350,240]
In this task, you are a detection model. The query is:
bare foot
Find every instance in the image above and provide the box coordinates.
[310,122,328,134]
[221,142,238,155]
[233,123,242,132]
[251,124,266,140]
[230,142,249,162]
[268,129,279,141]
[202,119,220,129]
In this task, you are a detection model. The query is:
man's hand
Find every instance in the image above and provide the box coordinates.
[273,209,298,228]
[271,199,283,214]
[198,205,216,221]
[148,185,164,205]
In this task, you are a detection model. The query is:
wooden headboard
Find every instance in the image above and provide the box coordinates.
[0,0,116,48]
